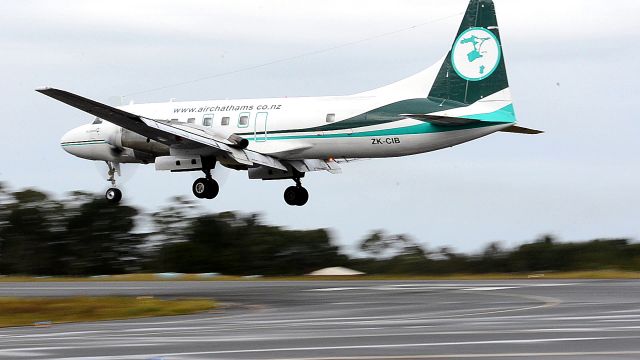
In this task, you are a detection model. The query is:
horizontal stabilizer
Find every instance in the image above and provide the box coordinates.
[499,125,544,134]
[401,114,479,126]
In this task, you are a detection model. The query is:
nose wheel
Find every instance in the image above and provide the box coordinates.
[284,177,309,206]
[105,187,122,203]
[105,161,122,204]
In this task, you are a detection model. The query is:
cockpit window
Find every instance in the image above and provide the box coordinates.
[92,118,103,124]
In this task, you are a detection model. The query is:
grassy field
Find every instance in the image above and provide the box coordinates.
[0,296,216,328]
[1,270,640,282]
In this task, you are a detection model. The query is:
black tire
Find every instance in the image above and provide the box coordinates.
[192,178,209,198]
[284,186,298,206]
[295,187,309,206]
[193,178,219,199]
[204,178,219,199]
[105,188,122,203]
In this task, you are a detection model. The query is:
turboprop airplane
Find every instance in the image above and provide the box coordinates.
[38,0,540,206]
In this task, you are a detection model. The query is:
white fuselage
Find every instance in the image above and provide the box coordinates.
[61,92,509,163]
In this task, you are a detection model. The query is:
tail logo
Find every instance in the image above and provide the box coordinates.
[451,27,501,81]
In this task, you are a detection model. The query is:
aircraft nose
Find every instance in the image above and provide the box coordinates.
[60,127,79,155]
[60,125,95,158]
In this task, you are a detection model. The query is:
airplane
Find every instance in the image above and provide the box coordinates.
[38,0,540,206]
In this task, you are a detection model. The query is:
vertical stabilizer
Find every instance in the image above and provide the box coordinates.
[428,0,510,105]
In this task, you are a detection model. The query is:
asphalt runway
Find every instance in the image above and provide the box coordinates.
[1,280,640,359]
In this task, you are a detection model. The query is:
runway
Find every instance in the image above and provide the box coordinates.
[1,280,640,359]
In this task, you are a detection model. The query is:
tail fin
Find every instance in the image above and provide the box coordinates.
[428,0,510,107]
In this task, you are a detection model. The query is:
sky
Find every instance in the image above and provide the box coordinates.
[1,0,638,254]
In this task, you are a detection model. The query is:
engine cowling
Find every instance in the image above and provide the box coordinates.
[119,128,170,156]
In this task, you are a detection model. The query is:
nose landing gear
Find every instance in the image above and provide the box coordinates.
[284,176,309,206]
[105,161,122,204]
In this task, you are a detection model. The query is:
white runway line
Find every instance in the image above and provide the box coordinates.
[161,350,640,359]
[39,335,640,360]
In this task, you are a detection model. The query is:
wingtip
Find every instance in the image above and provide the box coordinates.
[35,86,53,93]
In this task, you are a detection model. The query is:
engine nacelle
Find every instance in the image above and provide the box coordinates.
[155,155,203,171]
[119,128,170,156]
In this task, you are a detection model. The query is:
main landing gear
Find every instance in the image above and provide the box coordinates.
[192,166,219,199]
[284,176,309,206]
[105,161,122,204]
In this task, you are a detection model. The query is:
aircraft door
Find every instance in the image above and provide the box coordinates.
[254,112,268,142]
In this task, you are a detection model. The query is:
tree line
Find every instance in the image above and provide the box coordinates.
[0,184,638,276]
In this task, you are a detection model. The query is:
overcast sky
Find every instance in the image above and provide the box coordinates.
[1,0,638,254]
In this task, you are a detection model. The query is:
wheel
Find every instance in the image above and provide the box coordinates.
[284,186,298,206]
[283,186,309,206]
[192,178,208,198]
[105,188,122,203]
[204,179,219,199]
[192,178,219,199]
[295,187,309,206]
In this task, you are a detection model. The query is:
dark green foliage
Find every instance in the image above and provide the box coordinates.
[0,188,142,275]
[156,212,348,275]
[0,184,637,276]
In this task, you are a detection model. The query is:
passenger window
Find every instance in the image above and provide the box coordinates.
[326,113,336,123]
[203,114,214,127]
[187,118,195,124]
[238,112,250,127]
[92,118,103,124]
[221,116,230,126]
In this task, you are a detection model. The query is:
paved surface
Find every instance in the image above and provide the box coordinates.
[1,280,640,359]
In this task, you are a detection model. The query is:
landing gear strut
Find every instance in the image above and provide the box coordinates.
[105,161,122,204]
[284,175,309,206]
[192,160,219,199]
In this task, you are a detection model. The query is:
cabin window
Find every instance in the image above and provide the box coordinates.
[92,118,103,124]
[203,114,214,127]
[221,116,230,126]
[187,118,195,124]
[326,113,336,123]
[238,112,250,127]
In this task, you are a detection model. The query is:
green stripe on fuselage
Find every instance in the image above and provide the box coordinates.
[61,140,107,146]
[237,97,465,137]
[462,104,515,123]
[255,121,502,141]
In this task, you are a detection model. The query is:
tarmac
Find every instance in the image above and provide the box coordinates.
[1,280,640,359]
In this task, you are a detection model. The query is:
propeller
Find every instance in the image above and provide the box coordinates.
[92,95,230,193]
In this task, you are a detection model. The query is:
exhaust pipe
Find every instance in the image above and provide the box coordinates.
[227,134,249,149]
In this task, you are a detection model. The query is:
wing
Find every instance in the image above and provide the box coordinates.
[37,87,300,171]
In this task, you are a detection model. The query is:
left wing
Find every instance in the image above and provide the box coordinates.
[37,87,292,170]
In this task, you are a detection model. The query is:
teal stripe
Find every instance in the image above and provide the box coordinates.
[462,104,516,123]
[255,121,499,141]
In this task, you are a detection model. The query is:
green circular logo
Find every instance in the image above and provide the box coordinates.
[451,27,501,81]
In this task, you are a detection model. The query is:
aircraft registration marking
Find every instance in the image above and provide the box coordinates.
[371,137,401,145]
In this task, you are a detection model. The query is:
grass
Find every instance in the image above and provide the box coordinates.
[0,296,216,328]
[2,270,640,282]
